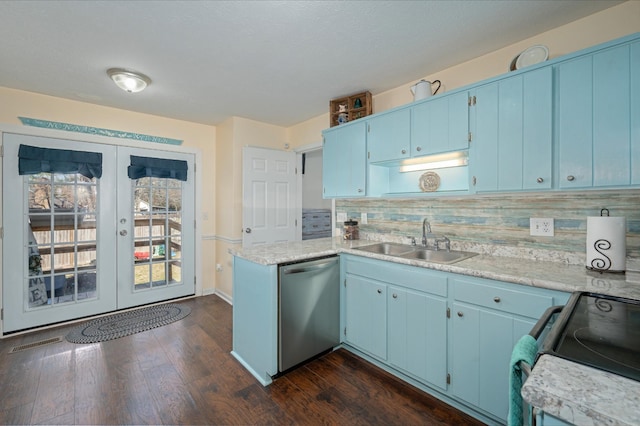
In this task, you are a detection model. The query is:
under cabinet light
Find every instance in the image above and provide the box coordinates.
[399,151,468,172]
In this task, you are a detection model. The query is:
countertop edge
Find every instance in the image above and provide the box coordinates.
[522,355,640,426]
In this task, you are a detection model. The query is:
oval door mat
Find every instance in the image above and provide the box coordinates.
[66,303,191,344]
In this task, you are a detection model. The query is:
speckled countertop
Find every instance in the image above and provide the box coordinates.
[230,237,640,425]
[229,237,640,299]
[522,355,640,426]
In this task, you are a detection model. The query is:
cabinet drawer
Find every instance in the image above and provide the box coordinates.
[453,277,552,318]
[344,255,447,297]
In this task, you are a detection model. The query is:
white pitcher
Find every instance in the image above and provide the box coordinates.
[410,79,441,101]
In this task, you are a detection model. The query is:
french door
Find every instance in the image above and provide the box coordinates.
[2,134,195,333]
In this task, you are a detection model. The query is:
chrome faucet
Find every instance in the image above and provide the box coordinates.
[422,219,432,247]
[422,219,451,251]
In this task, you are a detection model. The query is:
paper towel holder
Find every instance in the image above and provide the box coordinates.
[586,207,626,274]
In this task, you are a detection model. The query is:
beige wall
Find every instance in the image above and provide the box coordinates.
[0,87,218,294]
[289,1,640,147]
[213,117,289,300]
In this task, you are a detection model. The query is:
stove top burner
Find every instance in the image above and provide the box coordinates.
[541,292,640,382]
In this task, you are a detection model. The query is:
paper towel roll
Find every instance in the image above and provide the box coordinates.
[586,216,626,272]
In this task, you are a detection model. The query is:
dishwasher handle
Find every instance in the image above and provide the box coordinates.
[282,258,337,275]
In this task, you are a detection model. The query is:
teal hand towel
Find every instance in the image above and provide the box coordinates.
[508,334,538,426]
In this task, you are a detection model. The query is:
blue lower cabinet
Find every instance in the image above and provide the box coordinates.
[344,273,387,360]
[450,300,535,420]
[388,286,448,390]
[231,257,278,386]
[449,275,569,422]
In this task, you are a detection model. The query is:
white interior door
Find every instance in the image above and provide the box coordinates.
[242,147,297,247]
[2,134,196,333]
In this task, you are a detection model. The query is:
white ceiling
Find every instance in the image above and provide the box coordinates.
[0,0,622,127]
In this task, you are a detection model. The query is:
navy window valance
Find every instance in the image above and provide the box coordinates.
[127,155,188,181]
[18,144,102,179]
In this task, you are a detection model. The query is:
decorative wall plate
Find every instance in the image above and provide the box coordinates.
[419,171,440,192]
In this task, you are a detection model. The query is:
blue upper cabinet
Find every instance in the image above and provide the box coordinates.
[321,33,640,197]
[471,66,553,192]
[558,41,639,188]
[367,108,411,163]
[411,91,470,157]
[322,121,367,197]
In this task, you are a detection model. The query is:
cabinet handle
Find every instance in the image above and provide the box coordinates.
[401,149,407,154]
[377,289,382,294]
[457,311,463,317]
[537,177,544,183]
[392,293,398,299]
[493,296,501,303]
[567,175,575,181]
[416,146,422,152]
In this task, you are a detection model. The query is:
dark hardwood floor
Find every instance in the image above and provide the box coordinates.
[0,295,485,425]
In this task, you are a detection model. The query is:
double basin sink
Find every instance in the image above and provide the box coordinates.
[353,242,477,265]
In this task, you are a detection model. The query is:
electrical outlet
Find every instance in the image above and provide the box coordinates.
[336,212,347,222]
[361,212,368,224]
[530,218,554,236]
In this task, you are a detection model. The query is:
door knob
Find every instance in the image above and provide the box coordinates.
[119,230,127,236]
[245,228,252,233]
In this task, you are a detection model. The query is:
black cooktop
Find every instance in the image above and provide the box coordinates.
[540,292,640,382]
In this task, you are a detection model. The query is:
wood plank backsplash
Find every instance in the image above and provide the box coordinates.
[336,190,640,263]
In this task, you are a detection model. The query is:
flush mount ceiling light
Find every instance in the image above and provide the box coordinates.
[107,68,151,93]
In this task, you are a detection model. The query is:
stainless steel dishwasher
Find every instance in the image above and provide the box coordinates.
[278,255,340,373]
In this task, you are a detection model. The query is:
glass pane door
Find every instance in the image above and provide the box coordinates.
[2,134,117,333]
[3,134,195,333]
[116,147,195,309]
[132,177,183,290]
[27,171,99,306]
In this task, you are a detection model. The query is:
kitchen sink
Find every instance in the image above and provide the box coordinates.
[353,242,415,256]
[398,248,477,264]
[353,242,477,265]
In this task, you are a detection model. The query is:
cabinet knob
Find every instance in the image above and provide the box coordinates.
[119,230,128,236]
[416,146,422,152]
[392,293,398,299]
[537,177,544,183]
[567,175,575,181]
[377,289,382,294]
[493,296,501,303]
[401,149,407,154]
[357,188,363,193]
[457,311,464,317]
